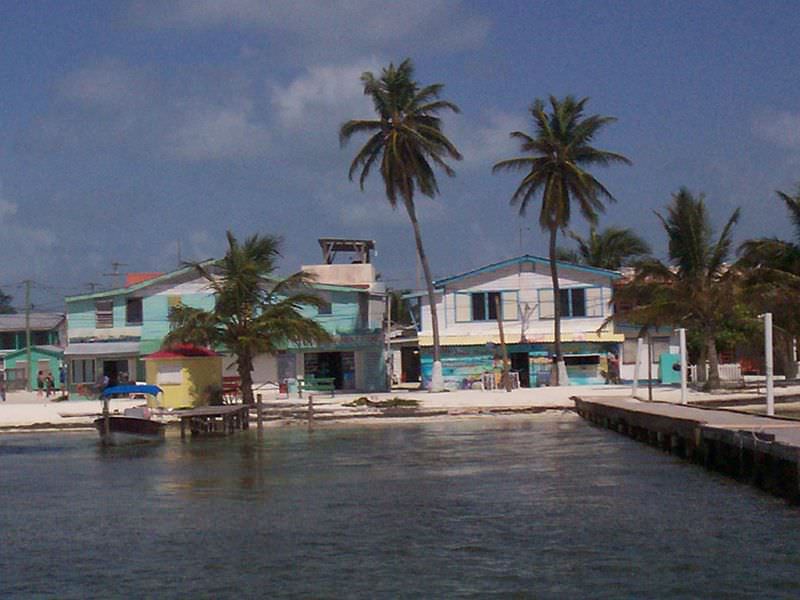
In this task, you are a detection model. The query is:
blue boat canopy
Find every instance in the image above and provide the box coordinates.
[101,384,163,397]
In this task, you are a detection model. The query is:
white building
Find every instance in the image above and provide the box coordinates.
[405,255,624,389]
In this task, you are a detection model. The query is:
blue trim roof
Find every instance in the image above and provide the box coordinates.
[433,255,621,287]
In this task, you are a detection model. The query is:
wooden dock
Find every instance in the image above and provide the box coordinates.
[574,396,800,503]
[174,405,250,438]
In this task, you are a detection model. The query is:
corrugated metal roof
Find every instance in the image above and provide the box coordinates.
[0,313,64,332]
[64,341,140,356]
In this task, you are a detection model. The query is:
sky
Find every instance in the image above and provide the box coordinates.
[2,0,800,310]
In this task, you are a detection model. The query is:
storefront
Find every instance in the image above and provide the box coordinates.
[419,342,620,390]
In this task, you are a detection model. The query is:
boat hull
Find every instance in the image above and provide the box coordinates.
[94,416,165,445]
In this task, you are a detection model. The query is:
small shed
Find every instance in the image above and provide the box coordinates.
[3,346,64,390]
[143,344,222,409]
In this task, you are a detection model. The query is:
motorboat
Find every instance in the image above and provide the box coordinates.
[94,384,166,445]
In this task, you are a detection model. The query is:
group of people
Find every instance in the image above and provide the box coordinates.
[36,370,58,398]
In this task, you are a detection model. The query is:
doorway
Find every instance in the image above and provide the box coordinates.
[304,352,356,390]
[510,352,530,387]
[401,346,421,383]
[103,359,130,387]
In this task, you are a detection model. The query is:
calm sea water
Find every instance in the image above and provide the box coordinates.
[2,414,799,599]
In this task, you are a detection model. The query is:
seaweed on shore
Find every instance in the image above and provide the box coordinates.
[343,397,420,409]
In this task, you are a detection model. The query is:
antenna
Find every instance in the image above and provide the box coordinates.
[102,261,129,289]
[85,282,99,293]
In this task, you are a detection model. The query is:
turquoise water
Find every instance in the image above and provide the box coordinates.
[2,415,799,598]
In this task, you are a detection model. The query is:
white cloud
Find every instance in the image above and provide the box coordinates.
[130,0,489,52]
[58,60,150,108]
[753,109,800,149]
[272,59,379,129]
[450,110,528,168]
[0,181,56,259]
[164,102,271,161]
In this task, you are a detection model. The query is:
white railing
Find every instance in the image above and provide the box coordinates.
[688,363,742,383]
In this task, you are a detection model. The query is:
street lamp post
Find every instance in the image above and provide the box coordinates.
[763,312,774,417]
[677,328,688,405]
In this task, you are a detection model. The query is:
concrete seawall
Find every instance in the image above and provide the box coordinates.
[574,396,800,503]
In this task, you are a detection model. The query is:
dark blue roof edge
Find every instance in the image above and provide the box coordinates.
[433,255,621,287]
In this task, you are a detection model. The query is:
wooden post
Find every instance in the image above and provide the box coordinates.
[102,396,110,441]
[256,393,263,431]
[495,295,512,392]
[180,417,186,439]
[647,331,654,402]
[307,393,314,429]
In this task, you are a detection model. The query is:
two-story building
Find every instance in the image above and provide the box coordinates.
[64,238,388,396]
[0,313,66,388]
[405,255,623,389]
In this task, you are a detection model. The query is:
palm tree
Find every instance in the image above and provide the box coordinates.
[492,96,630,385]
[340,59,461,391]
[558,225,650,270]
[164,231,331,405]
[738,184,800,378]
[613,188,742,389]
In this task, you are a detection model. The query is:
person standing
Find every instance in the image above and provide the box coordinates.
[0,371,6,402]
[36,371,44,398]
[45,373,54,398]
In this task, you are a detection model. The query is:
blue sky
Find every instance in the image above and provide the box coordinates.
[2,1,799,309]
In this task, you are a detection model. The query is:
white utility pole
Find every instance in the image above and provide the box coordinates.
[677,328,688,405]
[764,312,774,416]
[632,337,643,398]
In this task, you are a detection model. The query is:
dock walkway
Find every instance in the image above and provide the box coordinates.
[172,405,249,438]
[574,396,800,502]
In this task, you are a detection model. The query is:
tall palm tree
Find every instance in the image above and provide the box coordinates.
[340,59,461,391]
[558,225,650,270]
[164,231,331,405]
[613,188,742,389]
[492,96,630,385]
[738,184,800,378]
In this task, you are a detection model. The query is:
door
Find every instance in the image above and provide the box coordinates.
[510,352,531,387]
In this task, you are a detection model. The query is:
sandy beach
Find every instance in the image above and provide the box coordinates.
[2,382,798,432]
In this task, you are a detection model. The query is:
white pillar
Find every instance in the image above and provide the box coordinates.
[764,312,774,416]
[678,328,688,405]
[632,337,643,398]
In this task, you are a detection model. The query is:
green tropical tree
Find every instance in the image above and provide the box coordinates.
[492,95,630,384]
[738,184,800,378]
[164,232,331,405]
[340,58,461,391]
[557,226,651,270]
[613,188,742,389]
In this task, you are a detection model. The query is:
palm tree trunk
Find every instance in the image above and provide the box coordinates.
[238,353,254,405]
[705,336,720,390]
[403,199,443,390]
[548,225,567,385]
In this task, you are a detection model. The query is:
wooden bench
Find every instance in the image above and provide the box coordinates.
[301,376,336,397]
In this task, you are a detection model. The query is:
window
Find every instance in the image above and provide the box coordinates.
[455,291,518,322]
[71,359,95,384]
[539,287,604,319]
[126,297,143,325]
[95,300,113,328]
[32,331,50,346]
[559,288,586,317]
[0,333,16,350]
[317,293,332,315]
[157,364,183,385]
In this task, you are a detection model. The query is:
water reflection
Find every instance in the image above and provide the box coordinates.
[3,415,800,598]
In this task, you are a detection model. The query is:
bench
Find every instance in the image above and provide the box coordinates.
[301,376,336,397]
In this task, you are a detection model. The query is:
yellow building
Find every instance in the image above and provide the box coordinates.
[143,345,223,409]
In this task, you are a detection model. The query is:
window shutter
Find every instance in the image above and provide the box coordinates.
[455,293,471,322]
[539,289,554,319]
[585,288,603,317]
[502,292,518,320]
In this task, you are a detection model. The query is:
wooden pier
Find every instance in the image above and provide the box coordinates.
[174,405,250,438]
[574,396,800,503]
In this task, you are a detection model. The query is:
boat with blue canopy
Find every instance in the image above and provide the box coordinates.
[94,384,166,445]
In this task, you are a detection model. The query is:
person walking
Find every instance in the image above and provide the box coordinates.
[0,372,6,402]
[36,371,44,399]
[45,373,54,398]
